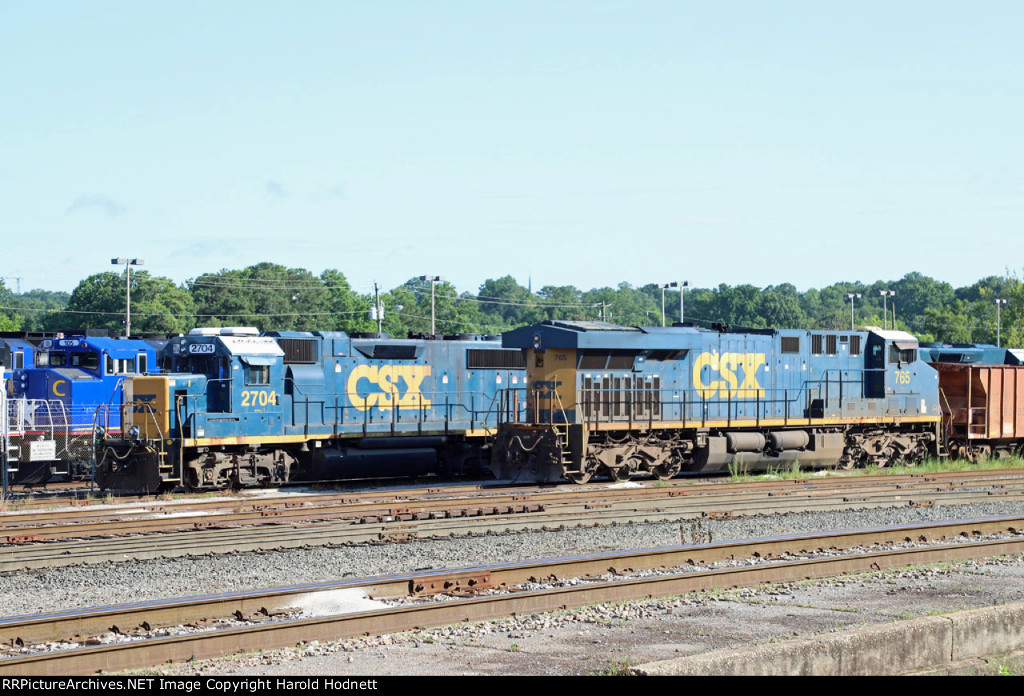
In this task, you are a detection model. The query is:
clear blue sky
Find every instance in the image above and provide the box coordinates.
[2,1,1022,296]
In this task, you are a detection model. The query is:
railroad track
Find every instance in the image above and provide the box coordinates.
[4,469,1023,530]
[2,515,1022,675]
[3,471,1024,571]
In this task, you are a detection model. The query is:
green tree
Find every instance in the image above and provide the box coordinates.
[713,284,768,329]
[320,269,374,333]
[922,302,974,344]
[476,276,536,329]
[889,272,955,334]
[758,288,808,329]
[8,289,70,331]
[535,285,589,323]
[56,271,194,335]
[190,263,329,332]
[0,280,20,331]
[385,278,483,336]
[130,275,196,334]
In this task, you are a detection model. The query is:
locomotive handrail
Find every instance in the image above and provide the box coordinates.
[284,388,503,434]
[478,389,525,437]
[555,370,933,431]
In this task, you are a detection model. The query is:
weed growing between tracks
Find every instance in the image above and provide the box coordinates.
[600,657,635,676]
[728,456,1024,483]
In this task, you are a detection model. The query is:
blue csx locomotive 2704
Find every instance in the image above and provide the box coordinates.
[95,328,526,491]
[489,321,942,483]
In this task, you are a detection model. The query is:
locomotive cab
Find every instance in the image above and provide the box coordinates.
[863,329,937,417]
[97,328,290,490]
[157,328,285,433]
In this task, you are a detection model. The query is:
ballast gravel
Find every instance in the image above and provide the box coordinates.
[3,498,1024,675]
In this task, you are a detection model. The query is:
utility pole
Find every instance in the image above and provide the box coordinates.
[846,293,862,331]
[879,290,895,331]
[678,281,689,324]
[373,282,383,333]
[420,275,444,335]
[657,284,671,326]
[995,298,1008,347]
[111,258,144,337]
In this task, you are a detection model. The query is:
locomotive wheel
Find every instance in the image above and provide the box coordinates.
[949,441,968,461]
[880,448,894,467]
[566,471,592,484]
[837,451,860,470]
[652,458,681,481]
[607,466,632,482]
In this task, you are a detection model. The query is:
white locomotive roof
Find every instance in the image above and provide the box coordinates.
[220,336,285,356]
[189,327,260,336]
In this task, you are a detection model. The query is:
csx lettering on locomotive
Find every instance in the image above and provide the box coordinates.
[346,365,432,410]
[693,351,766,399]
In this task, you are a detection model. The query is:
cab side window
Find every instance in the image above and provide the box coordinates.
[246,365,270,385]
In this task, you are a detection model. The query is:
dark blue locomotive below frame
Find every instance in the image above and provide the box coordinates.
[491,321,942,483]
[95,328,527,491]
[7,333,167,483]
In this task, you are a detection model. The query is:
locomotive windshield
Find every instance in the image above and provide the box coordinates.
[70,352,100,371]
[184,354,230,378]
[889,344,917,364]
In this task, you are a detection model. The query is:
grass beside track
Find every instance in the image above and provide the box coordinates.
[727,456,1024,482]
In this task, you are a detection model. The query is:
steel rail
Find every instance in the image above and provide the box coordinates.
[2,516,1023,644]
[6,468,1024,525]
[3,514,1023,647]
[4,472,1024,545]
[4,481,1024,573]
[1,518,1023,675]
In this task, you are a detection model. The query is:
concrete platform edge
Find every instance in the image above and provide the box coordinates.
[632,601,1024,676]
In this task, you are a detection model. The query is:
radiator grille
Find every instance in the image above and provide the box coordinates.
[278,338,317,364]
[466,349,526,369]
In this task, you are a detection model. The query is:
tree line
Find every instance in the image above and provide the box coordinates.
[0,264,1021,347]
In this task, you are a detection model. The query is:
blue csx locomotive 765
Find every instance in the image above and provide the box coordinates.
[490,321,943,483]
[95,328,526,491]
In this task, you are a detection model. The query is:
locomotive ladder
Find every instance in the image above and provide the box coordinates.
[158,447,180,484]
[544,391,580,475]
[149,400,179,485]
